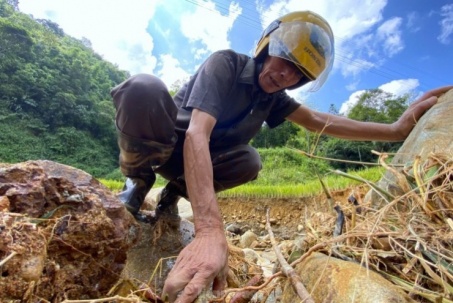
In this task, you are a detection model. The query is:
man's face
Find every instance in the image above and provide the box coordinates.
[258,56,305,93]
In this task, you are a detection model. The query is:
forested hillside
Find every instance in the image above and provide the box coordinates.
[0,0,129,176]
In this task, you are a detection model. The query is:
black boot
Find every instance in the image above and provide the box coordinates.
[156,178,187,219]
[118,174,156,221]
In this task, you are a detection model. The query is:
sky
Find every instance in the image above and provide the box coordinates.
[18,0,453,114]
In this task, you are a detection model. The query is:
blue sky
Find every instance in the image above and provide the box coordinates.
[19,0,453,114]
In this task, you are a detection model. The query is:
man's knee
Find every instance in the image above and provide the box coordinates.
[240,145,261,181]
[212,145,262,190]
[111,74,168,106]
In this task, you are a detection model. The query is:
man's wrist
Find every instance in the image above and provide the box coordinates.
[194,217,224,234]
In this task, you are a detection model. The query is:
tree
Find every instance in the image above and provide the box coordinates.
[251,121,300,148]
[320,89,408,170]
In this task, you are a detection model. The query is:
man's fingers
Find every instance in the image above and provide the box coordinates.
[212,266,228,295]
[162,269,193,303]
[410,96,437,121]
[174,273,212,303]
[413,85,453,105]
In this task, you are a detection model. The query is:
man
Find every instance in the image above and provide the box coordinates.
[111,11,452,303]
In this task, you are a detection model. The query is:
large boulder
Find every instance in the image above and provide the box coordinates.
[367,88,453,206]
[0,160,139,302]
[281,252,414,303]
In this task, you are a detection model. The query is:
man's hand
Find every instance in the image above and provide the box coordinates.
[392,85,453,140]
[162,228,228,303]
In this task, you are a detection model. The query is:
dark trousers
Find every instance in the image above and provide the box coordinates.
[111,74,261,192]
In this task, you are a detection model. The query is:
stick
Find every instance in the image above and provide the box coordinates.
[229,274,264,303]
[0,251,17,267]
[265,208,315,303]
[61,295,139,302]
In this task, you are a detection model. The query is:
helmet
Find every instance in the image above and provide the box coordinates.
[254,11,334,91]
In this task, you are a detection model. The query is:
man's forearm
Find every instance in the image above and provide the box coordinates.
[315,113,402,141]
[183,130,223,232]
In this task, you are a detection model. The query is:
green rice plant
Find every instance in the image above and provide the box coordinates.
[219,166,385,198]
[99,179,124,192]
[99,175,168,193]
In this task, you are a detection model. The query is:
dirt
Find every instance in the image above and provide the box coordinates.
[217,186,368,238]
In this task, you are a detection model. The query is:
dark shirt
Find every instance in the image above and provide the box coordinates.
[173,49,301,150]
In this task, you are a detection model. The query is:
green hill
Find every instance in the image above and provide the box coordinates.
[0,0,129,176]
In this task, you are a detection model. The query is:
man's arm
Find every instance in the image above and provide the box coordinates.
[287,86,452,141]
[163,109,228,303]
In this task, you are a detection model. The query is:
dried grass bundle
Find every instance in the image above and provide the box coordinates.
[302,152,453,302]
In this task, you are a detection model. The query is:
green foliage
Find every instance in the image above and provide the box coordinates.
[319,89,406,170]
[251,121,300,148]
[347,89,408,123]
[252,147,331,185]
[0,114,118,177]
[0,1,128,177]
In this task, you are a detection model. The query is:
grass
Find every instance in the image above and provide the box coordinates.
[100,166,385,198]
[99,147,386,198]
[218,166,385,198]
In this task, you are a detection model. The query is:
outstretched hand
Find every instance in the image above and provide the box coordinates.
[162,228,229,303]
[392,85,453,140]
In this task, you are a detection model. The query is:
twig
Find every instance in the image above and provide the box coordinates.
[265,208,315,303]
[229,274,264,303]
[0,251,17,267]
[61,295,140,302]
[292,148,382,166]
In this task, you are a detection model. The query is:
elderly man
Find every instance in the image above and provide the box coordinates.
[111,10,452,303]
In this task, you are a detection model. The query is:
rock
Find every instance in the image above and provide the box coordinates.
[226,223,243,235]
[242,248,259,263]
[0,160,139,302]
[281,252,414,303]
[366,88,453,207]
[240,230,258,248]
[145,187,193,221]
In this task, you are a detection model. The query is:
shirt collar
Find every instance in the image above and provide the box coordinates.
[238,58,257,85]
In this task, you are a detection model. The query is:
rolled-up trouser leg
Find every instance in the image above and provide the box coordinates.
[111,74,178,216]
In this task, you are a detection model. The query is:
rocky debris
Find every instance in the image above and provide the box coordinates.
[0,160,139,302]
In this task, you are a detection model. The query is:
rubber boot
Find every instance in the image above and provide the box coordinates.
[118,174,156,214]
[116,129,175,222]
[155,178,187,220]
[118,174,156,222]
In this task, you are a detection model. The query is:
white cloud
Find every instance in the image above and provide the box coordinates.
[156,54,191,88]
[19,0,162,75]
[339,78,420,115]
[180,1,242,54]
[406,11,421,33]
[376,17,404,57]
[339,90,366,115]
[438,4,453,44]
[378,79,419,96]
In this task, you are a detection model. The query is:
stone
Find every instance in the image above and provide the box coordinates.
[0,160,139,301]
[240,230,258,248]
[281,252,414,303]
[366,88,453,207]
